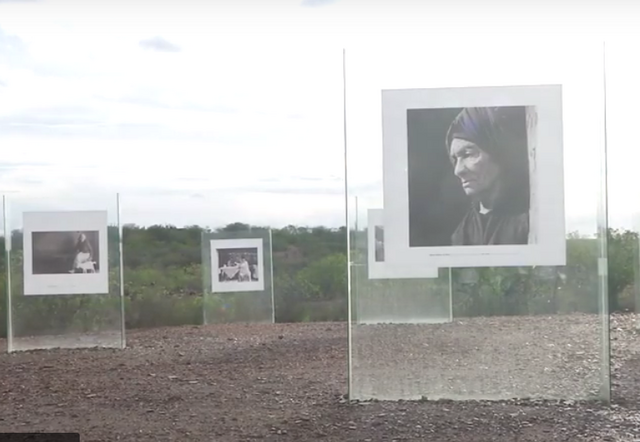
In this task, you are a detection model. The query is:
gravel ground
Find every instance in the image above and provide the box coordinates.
[352,314,606,401]
[0,314,638,441]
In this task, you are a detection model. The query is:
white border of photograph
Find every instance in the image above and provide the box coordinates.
[210,238,265,293]
[383,85,566,268]
[367,209,438,279]
[23,210,110,296]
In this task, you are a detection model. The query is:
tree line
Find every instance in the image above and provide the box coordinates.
[0,223,637,337]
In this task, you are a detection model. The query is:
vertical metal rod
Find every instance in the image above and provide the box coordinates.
[202,231,207,326]
[4,195,13,353]
[353,196,359,326]
[343,48,353,400]
[117,193,126,349]
[599,41,611,403]
[269,229,275,324]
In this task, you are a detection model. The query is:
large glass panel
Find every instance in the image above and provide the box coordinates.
[202,229,274,324]
[346,43,610,401]
[605,42,640,402]
[352,206,452,325]
[4,192,125,352]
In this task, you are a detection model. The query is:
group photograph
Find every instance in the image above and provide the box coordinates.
[209,238,266,293]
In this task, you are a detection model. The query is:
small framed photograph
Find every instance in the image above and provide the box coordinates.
[210,238,265,293]
[23,210,109,295]
[367,209,438,279]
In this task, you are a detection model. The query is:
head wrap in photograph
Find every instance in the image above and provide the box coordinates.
[445,106,530,212]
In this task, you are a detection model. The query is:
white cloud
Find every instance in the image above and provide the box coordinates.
[0,0,639,233]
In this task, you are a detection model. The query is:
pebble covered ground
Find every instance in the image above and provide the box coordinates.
[0,314,638,441]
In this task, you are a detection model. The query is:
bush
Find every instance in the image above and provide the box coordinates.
[0,225,636,338]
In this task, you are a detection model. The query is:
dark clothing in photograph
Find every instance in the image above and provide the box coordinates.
[451,204,529,246]
[76,239,93,254]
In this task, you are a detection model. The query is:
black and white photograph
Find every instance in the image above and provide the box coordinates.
[210,238,265,293]
[23,210,110,295]
[374,226,384,262]
[367,209,438,279]
[216,247,260,283]
[408,105,532,247]
[382,85,566,268]
[31,231,101,275]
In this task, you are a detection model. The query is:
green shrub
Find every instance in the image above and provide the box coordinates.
[0,225,636,338]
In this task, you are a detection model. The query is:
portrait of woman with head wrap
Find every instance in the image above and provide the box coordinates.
[388,85,564,268]
[445,106,530,246]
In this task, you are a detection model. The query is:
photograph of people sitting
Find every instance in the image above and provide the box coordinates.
[217,248,260,283]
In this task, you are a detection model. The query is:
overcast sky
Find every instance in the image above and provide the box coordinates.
[1,0,640,233]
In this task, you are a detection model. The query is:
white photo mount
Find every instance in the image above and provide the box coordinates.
[367,209,438,279]
[23,210,110,296]
[210,238,265,293]
[382,85,566,268]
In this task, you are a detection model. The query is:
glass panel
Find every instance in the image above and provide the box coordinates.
[4,192,125,352]
[346,43,610,401]
[606,42,640,402]
[352,207,451,325]
[202,229,274,324]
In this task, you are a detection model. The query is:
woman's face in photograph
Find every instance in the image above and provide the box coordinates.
[449,138,501,198]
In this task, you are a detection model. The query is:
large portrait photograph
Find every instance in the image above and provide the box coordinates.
[210,238,265,293]
[382,85,566,268]
[367,209,438,279]
[23,210,110,295]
